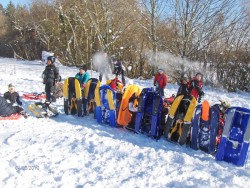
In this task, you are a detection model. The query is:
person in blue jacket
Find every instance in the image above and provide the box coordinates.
[75,65,90,88]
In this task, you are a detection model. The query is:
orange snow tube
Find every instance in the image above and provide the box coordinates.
[117,85,141,127]
[201,100,210,121]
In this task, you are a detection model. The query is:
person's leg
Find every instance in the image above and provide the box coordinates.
[99,73,103,82]
[45,83,51,102]
[121,70,125,86]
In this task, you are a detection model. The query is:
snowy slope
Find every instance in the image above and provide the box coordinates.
[0,58,250,188]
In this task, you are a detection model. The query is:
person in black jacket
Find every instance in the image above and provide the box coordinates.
[0,96,28,118]
[42,56,60,102]
[113,60,125,86]
[4,84,22,106]
[176,77,190,98]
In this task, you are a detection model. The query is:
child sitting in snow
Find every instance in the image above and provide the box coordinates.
[4,84,22,106]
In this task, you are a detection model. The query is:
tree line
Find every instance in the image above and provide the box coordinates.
[0,0,249,91]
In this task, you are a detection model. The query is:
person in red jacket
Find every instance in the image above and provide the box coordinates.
[188,72,204,102]
[153,68,168,97]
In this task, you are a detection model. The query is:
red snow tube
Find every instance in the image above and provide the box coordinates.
[22,93,46,100]
[0,113,22,120]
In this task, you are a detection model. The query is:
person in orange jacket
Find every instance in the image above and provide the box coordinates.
[153,68,168,97]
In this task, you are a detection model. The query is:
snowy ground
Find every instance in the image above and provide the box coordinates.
[0,58,250,188]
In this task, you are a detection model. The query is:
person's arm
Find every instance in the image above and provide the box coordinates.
[16,94,22,106]
[54,66,60,81]
[83,73,91,84]
[3,92,9,100]
[163,74,167,87]
[193,80,203,95]
[153,74,157,86]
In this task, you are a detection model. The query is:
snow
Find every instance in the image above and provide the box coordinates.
[0,57,250,187]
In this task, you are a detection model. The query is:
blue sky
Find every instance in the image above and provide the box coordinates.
[1,0,31,8]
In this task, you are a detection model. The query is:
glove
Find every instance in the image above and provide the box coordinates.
[200,91,204,96]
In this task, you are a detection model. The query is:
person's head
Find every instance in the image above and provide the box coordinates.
[158,68,164,74]
[8,84,15,93]
[47,56,55,65]
[182,77,189,84]
[195,73,202,81]
[79,65,87,74]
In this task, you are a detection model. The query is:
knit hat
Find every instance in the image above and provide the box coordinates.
[8,83,15,88]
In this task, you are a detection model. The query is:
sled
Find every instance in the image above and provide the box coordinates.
[28,102,58,118]
[83,78,100,115]
[164,95,197,145]
[0,113,23,120]
[117,84,141,127]
[216,107,250,166]
[190,100,220,154]
[134,87,163,139]
[63,77,82,116]
[22,93,46,100]
[95,85,117,127]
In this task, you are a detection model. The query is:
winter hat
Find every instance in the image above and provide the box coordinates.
[158,67,164,71]
[79,65,87,71]
[8,83,15,88]
[47,56,55,63]
[196,72,203,77]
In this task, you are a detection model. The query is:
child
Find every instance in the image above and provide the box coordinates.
[0,96,28,118]
[42,56,60,102]
[188,73,204,102]
[154,68,168,97]
[75,65,90,88]
[4,84,22,106]
[176,77,189,97]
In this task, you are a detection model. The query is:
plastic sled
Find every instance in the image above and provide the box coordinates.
[164,95,197,145]
[216,107,250,166]
[190,100,220,154]
[83,78,100,116]
[95,84,117,127]
[117,84,141,127]
[135,87,163,139]
[63,77,83,116]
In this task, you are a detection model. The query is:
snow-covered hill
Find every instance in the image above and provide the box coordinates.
[0,58,250,188]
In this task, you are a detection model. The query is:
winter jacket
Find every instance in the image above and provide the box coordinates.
[154,72,168,89]
[176,83,189,97]
[113,61,124,76]
[42,64,59,84]
[75,72,90,85]
[0,96,17,116]
[107,78,124,91]
[188,78,204,100]
[4,91,22,106]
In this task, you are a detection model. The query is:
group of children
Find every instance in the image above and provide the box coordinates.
[0,53,206,124]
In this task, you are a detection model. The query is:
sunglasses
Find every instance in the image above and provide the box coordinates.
[9,87,15,91]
